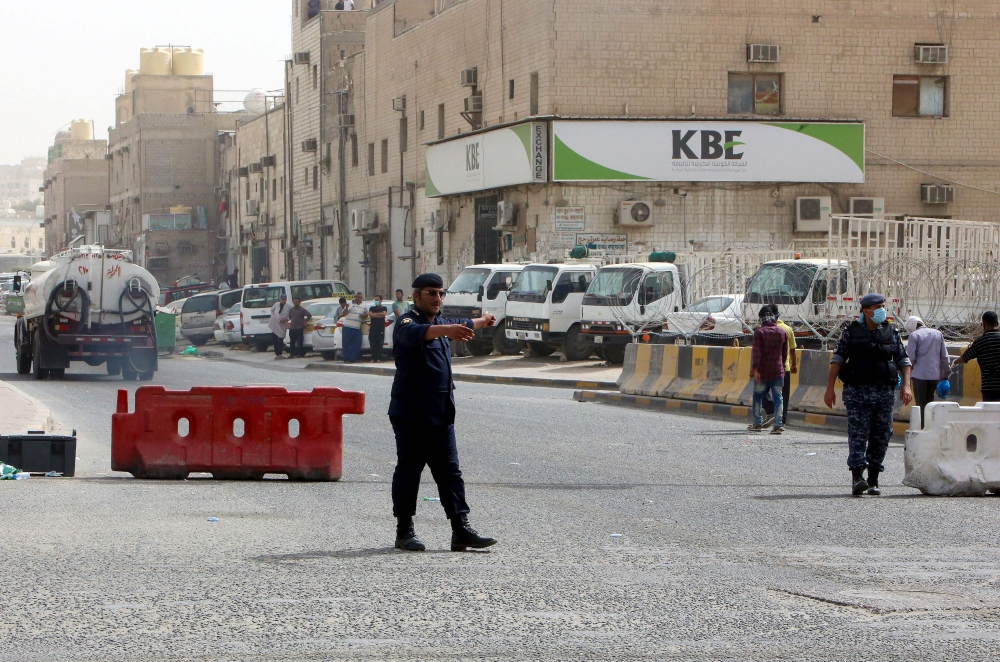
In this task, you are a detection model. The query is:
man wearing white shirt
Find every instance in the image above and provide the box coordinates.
[341,292,368,362]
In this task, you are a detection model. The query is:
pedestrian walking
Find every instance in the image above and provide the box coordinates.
[389,273,497,552]
[392,288,409,317]
[341,292,368,363]
[287,297,312,358]
[905,315,950,418]
[368,295,388,362]
[334,297,349,321]
[954,310,1000,402]
[825,294,912,496]
[749,306,787,434]
[227,268,239,290]
[761,304,797,425]
[269,294,290,358]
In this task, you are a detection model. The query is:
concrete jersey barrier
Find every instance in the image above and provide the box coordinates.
[903,401,1000,496]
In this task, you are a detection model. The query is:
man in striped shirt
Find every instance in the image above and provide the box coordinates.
[955,311,1000,402]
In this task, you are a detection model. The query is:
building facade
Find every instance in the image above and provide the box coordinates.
[41,125,109,256]
[0,158,45,207]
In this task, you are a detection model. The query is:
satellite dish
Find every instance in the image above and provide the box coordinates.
[244,89,267,115]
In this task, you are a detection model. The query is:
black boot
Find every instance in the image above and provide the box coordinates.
[450,514,497,552]
[851,468,869,496]
[867,467,881,496]
[395,517,426,552]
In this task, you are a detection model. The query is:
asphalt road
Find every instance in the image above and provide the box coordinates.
[1,315,1000,660]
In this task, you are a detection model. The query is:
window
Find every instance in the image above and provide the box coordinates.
[728,73,781,114]
[38,238,43,249]
[242,286,284,309]
[529,72,539,115]
[552,271,592,304]
[351,133,359,167]
[182,294,219,314]
[296,78,300,105]
[438,103,445,139]
[313,165,319,190]
[367,142,375,176]
[487,271,516,300]
[380,139,388,174]
[638,272,674,305]
[509,79,515,100]
[304,167,309,186]
[684,296,735,314]
[272,178,277,200]
[892,75,948,117]
[312,65,318,90]
[419,110,425,130]
[399,117,408,153]
[290,283,337,301]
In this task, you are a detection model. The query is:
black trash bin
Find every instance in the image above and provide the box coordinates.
[0,430,78,476]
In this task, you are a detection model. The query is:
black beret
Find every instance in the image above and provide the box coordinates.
[412,273,444,289]
[859,293,884,308]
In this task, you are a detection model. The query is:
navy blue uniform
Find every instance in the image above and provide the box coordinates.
[388,308,475,519]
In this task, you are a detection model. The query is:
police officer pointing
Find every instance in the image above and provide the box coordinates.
[825,293,913,496]
[389,273,498,552]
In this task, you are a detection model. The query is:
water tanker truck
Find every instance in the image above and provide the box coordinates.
[14,246,160,380]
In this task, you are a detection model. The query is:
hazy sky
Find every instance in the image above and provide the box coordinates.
[0,0,291,165]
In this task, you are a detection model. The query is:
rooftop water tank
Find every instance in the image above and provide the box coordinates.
[172,48,205,75]
[70,119,94,141]
[125,69,138,92]
[139,47,172,76]
[244,89,267,115]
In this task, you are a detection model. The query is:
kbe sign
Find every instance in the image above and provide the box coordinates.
[552,120,864,183]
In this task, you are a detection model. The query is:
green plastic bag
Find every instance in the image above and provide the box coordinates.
[0,462,21,480]
[182,345,199,356]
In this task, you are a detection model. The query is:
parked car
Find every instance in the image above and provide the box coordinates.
[301,298,344,349]
[241,280,352,351]
[158,282,217,306]
[180,289,244,346]
[311,301,395,360]
[668,294,748,336]
[213,303,244,345]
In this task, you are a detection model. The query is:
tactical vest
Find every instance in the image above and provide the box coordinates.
[838,320,899,387]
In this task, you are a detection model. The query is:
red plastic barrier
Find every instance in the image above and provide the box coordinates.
[111,386,365,480]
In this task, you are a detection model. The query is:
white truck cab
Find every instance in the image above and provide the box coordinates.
[742,258,855,339]
[579,261,683,364]
[442,264,525,356]
[505,263,597,360]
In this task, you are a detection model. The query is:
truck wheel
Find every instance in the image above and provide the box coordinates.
[563,324,594,361]
[106,359,122,376]
[32,329,48,380]
[467,340,493,356]
[138,369,155,381]
[320,351,337,361]
[603,345,627,365]
[255,342,270,352]
[122,365,138,381]
[526,341,556,357]
[15,323,31,375]
[492,321,524,355]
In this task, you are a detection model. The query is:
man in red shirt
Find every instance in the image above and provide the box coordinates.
[749,306,788,434]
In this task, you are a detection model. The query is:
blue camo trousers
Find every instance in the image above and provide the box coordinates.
[842,384,896,471]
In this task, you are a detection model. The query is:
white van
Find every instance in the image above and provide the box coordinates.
[241,280,352,351]
[442,264,525,356]
[505,263,597,360]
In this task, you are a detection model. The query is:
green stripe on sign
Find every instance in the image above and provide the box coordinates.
[511,123,532,159]
[553,134,648,181]
[766,123,865,173]
[425,168,440,197]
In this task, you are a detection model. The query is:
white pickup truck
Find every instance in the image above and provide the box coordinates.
[442,264,525,356]
[504,263,597,360]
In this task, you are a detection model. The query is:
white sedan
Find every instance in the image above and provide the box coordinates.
[667,294,749,336]
[213,303,244,345]
[311,303,396,360]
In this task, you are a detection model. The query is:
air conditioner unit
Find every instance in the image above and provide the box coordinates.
[795,196,832,232]
[496,201,519,228]
[301,139,318,152]
[617,200,654,227]
[294,52,311,65]
[460,67,478,87]
[849,197,885,219]
[261,155,277,167]
[238,167,249,177]
[921,183,955,204]
[747,44,780,63]
[338,114,355,127]
[248,162,263,173]
[351,210,360,231]
[392,96,406,112]
[320,224,334,237]
[915,44,948,64]
[464,95,483,114]
[246,199,260,216]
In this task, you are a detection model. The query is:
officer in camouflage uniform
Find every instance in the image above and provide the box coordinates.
[824,293,913,496]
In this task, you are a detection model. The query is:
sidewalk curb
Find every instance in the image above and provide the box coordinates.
[0,381,54,434]
[572,390,909,438]
[305,362,618,390]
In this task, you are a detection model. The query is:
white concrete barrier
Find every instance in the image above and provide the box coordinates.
[903,401,1000,496]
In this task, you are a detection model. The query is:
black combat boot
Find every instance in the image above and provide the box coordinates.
[851,468,869,497]
[395,517,426,552]
[867,467,881,496]
[450,514,497,552]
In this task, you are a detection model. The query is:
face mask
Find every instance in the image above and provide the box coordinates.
[871,308,887,324]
